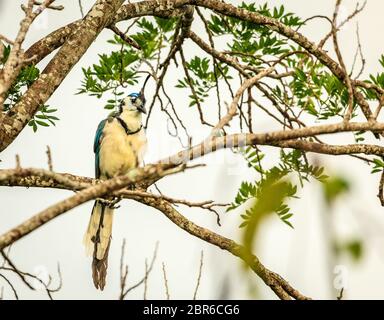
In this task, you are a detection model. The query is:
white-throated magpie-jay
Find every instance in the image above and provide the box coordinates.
[84,87,147,290]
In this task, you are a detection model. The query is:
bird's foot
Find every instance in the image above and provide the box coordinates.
[97,197,121,209]
[108,196,122,209]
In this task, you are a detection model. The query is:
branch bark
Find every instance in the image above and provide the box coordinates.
[0,164,185,251]
[0,0,125,152]
[2,122,384,191]
[2,0,383,152]
[2,120,384,251]
[136,196,310,300]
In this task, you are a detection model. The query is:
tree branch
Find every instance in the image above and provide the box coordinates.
[0,0,125,152]
[136,196,311,300]
[0,0,55,108]
[0,164,187,250]
[2,123,384,192]
[3,0,383,153]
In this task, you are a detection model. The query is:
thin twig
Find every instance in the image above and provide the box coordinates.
[318,1,367,48]
[0,0,55,108]
[78,0,84,18]
[33,1,63,10]
[0,250,34,290]
[108,24,141,50]
[378,168,384,207]
[331,0,354,122]
[46,145,53,171]
[0,273,18,299]
[120,242,159,299]
[350,23,365,79]
[119,239,129,300]
[179,48,214,127]
[115,189,226,226]
[162,262,170,300]
[15,154,21,170]
[211,67,275,135]
[143,259,148,300]
[0,35,14,45]
[193,251,204,300]
[337,287,344,300]
[160,6,194,69]
[373,94,384,120]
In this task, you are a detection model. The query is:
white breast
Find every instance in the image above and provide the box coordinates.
[98,118,147,179]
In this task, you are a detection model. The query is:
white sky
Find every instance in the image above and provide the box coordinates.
[1,0,384,300]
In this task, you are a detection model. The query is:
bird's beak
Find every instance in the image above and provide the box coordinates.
[138,90,147,114]
[138,104,147,114]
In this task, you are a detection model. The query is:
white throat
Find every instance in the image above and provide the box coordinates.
[119,109,142,132]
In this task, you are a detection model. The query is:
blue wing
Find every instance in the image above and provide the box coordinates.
[94,119,106,178]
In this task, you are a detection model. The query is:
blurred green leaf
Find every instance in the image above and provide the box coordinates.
[322,176,350,205]
[335,239,364,262]
[240,178,295,263]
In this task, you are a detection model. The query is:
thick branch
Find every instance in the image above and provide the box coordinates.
[0,0,125,152]
[135,196,310,300]
[24,21,81,65]
[0,164,184,250]
[163,121,384,165]
[3,120,384,298]
[0,0,54,108]
[274,140,384,157]
[3,0,382,153]
[2,122,384,190]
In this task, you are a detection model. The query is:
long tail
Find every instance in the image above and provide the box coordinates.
[83,200,114,290]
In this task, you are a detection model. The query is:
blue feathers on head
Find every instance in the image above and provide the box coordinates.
[128,92,140,98]
[126,91,147,113]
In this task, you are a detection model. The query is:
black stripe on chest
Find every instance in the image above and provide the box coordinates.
[115,117,142,135]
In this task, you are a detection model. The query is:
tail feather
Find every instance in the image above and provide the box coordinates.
[92,241,110,290]
[84,201,114,290]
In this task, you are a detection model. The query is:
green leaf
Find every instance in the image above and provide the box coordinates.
[242,179,294,257]
[336,239,364,262]
[35,120,49,127]
[322,176,349,205]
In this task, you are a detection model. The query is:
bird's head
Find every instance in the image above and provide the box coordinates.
[120,91,147,115]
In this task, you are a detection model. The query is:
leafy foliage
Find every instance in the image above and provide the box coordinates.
[322,176,350,205]
[77,49,140,105]
[0,43,11,64]
[366,55,384,89]
[28,105,59,132]
[208,3,303,67]
[280,57,357,120]
[359,55,384,101]
[208,3,303,37]
[233,168,298,229]
[371,158,384,174]
[242,177,296,254]
[354,130,366,143]
[1,44,58,131]
[77,2,383,124]
[228,147,328,228]
[3,64,39,112]
[205,4,384,124]
[335,239,364,262]
[176,57,231,106]
[77,17,177,109]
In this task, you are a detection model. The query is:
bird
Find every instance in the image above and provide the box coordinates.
[83,83,148,290]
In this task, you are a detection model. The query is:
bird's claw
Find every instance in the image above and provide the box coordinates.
[108,196,122,209]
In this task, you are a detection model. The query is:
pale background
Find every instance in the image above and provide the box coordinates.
[1,0,384,299]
